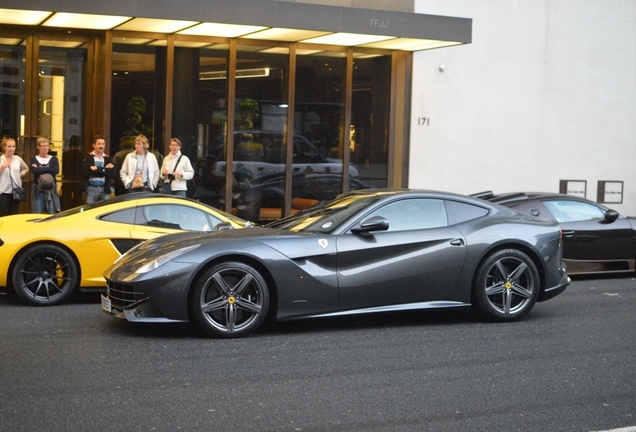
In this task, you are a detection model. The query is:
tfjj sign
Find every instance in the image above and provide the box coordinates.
[370,18,389,29]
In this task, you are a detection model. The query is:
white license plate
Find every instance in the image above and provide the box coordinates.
[101,295,112,313]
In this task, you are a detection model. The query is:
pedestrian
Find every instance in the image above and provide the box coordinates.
[29,137,60,214]
[84,135,115,204]
[120,134,159,193]
[160,138,194,197]
[0,137,29,216]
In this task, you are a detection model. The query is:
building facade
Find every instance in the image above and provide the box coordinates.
[411,0,636,215]
[0,0,470,217]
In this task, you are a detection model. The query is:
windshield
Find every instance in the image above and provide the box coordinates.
[266,194,379,233]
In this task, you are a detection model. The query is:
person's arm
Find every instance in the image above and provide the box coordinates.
[49,156,60,175]
[19,157,29,178]
[177,156,195,181]
[103,156,115,176]
[149,153,160,188]
[120,154,133,187]
[84,155,97,178]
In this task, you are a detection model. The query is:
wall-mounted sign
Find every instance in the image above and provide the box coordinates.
[559,180,586,198]
[597,180,623,204]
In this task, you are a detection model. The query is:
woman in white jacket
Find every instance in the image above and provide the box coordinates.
[120,134,160,193]
[160,138,194,197]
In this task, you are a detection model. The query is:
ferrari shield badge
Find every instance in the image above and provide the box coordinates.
[318,239,328,249]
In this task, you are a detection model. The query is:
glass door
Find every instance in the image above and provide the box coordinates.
[37,43,87,209]
[0,43,26,151]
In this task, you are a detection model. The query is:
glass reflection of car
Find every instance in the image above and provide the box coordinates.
[220,171,370,223]
[102,189,569,338]
[478,191,636,275]
[0,193,250,306]
[193,131,359,193]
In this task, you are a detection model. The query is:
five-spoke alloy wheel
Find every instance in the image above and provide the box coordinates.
[192,261,270,338]
[12,244,79,306]
[473,249,540,321]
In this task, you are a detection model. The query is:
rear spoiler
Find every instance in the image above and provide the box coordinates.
[471,191,530,204]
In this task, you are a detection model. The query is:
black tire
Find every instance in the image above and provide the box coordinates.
[12,244,79,306]
[191,261,270,338]
[473,249,540,322]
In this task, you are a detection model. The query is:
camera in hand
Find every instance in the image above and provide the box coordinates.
[167,174,175,181]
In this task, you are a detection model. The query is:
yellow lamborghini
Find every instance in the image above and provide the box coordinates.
[0,193,250,306]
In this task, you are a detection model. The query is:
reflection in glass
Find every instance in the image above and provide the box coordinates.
[110,44,165,159]
[38,44,87,209]
[0,44,26,148]
[352,54,390,188]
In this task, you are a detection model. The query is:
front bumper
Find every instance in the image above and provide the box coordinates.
[101,294,186,323]
[102,260,198,323]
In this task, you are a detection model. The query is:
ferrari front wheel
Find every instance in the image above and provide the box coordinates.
[12,244,79,306]
[473,249,540,322]
[192,261,270,338]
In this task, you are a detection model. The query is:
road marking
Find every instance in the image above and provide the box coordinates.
[591,427,636,432]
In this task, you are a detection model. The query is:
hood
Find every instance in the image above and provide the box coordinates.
[134,226,298,252]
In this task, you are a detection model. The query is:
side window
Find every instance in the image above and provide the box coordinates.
[100,208,136,224]
[366,199,448,232]
[139,205,216,231]
[445,200,489,225]
[543,200,604,222]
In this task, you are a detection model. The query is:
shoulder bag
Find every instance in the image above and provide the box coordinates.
[131,153,146,189]
[160,154,182,194]
[10,174,26,202]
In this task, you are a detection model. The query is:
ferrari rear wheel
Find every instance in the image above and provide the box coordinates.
[192,261,270,338]
[12,244,79,306]
[473,249,540,322]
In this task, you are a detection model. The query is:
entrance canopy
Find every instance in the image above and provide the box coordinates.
[0,0,471,51]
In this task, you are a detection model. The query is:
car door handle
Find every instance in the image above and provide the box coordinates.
[562,230,575,238]
[450,238,465,246]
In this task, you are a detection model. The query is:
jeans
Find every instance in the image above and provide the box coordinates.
[85,184,110,204]
[35,192,56,214]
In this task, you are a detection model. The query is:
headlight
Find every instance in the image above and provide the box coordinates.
[135,244,200,274]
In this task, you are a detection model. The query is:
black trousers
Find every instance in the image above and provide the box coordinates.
[0,192,21,216]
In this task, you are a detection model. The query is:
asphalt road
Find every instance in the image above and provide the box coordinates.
[1,276,634,432]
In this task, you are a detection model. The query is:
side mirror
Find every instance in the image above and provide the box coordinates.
[601,209,619,224]
[214,222,234,231]
[351,216,389,235]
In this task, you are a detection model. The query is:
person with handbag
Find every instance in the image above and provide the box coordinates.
[0,137,29,216]
[120,134,159,194]
[160,138,194,197]
[29,136,61,214]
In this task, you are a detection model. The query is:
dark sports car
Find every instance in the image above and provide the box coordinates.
[102,189,569,338]
[477,191,636,275]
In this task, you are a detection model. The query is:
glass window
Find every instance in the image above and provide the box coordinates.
[366,199,448,232]
[110,44,166,163]
[101,208,136,224]
[294,51,346,165]
[139,204,216,231]
[351,53,391,189]
[228,44,290,215]
[543,200,605,222]
[445,200,489,225]
[0,44,26,148]
[38,44,87,210]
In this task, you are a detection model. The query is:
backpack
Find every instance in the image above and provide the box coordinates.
[37,173,55,190]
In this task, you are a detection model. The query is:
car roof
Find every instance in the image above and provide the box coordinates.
[473,191,584,205]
